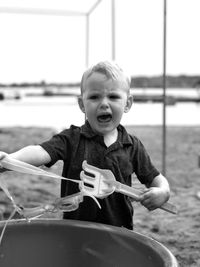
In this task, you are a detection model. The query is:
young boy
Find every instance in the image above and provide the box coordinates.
[0,61,170,230]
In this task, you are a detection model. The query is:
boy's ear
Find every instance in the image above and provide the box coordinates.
[78,96,85,113]
[124,94,133,113]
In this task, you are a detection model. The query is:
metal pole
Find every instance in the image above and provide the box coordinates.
[86,14,89,68]
[86,0,102,67]
[111,0,116,60]
[162,0,167,175]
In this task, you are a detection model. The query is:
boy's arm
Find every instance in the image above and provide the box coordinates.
[140,174,170,211]
[0,145,51,168]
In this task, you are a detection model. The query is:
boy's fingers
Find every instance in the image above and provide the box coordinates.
[0,153,7,171]
[141,198,156,210]
[140,194,155,207]
[143,188,149,193]
[129,195,143,202]
[0,152,8,161]
[140,192,151,202]
[141,198,150,205]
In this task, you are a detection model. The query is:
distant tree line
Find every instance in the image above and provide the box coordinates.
[0,80,79,88]
[131,75,200,88]
[0,75,200,89]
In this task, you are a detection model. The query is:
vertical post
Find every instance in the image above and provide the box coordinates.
[111,0,116,61]
[162,0,167,175]
[86,0,102,67]
[86,14,89,68]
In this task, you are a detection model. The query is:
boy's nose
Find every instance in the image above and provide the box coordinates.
[99,98,109,109]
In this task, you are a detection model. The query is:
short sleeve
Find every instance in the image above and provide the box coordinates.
[132,137,160,185]
[40,129,72,167]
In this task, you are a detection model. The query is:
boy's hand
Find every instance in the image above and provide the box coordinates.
[0,152,8,172]
[140,187,169,211]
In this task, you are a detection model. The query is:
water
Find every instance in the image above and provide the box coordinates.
[0,88,200,131]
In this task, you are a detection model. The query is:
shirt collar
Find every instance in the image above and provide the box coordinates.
[117,124,133,146]
[80,121,133,146]
[80,120,98,138]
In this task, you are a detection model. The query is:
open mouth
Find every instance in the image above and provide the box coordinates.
[97,114,112,123]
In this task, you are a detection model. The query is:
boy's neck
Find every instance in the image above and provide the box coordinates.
[103,129,118,147]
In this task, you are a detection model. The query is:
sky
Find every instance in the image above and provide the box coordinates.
[0,0,200,83]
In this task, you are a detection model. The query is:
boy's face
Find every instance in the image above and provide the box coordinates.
[78,72,133,135]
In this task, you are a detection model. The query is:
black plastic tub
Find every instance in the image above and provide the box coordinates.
[0,219,178,267]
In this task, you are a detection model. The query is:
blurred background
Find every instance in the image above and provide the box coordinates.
[0,0,199,129]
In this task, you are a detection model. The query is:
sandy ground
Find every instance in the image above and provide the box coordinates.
[0,126,200,266]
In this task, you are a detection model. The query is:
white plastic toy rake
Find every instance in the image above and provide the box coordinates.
[0,155,101,216]
[0,156,102,245]
[80,161,177,215]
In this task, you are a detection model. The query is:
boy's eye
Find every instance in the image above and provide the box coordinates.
[88,95,99,100]
[109,94,120,100]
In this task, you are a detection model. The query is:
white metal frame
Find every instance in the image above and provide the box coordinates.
[0,0,116,67]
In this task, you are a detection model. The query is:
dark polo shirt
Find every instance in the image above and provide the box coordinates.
[40,121,159,229]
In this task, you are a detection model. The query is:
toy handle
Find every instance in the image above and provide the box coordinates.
[1,156,80,184]
[159,202,177,214]
[115,182,177,215]
[115,182,142,201]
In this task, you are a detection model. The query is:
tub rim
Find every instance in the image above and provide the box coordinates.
[0,218,178,267]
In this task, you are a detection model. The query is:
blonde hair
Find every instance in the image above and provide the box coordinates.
[80,61,131,94]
